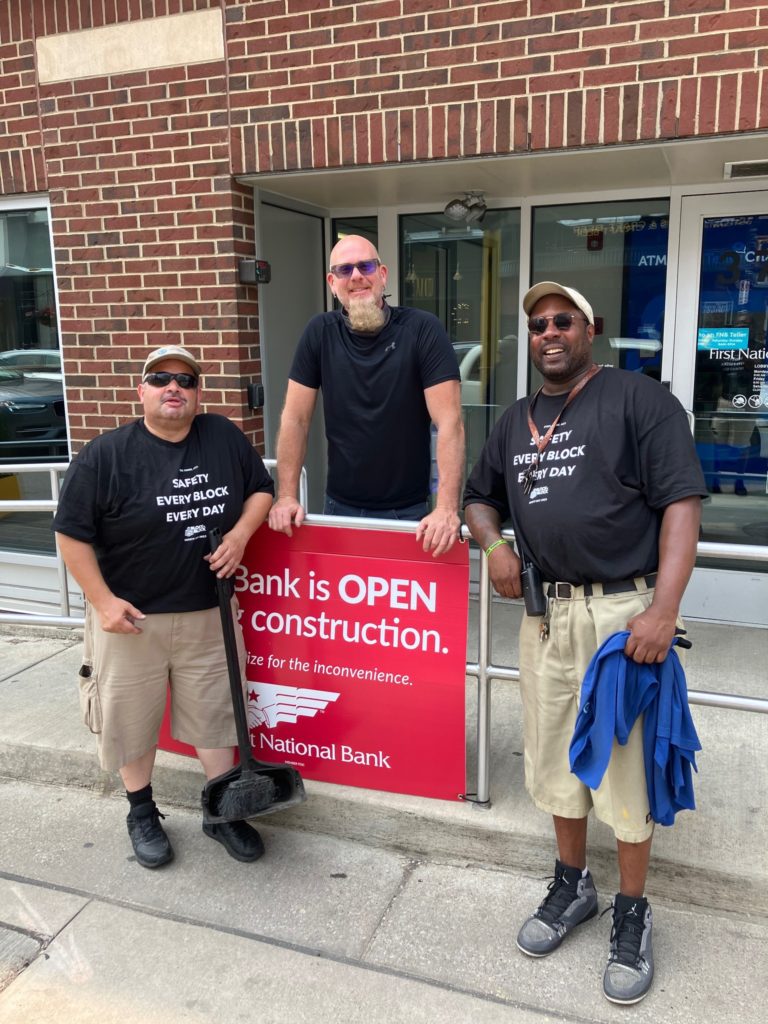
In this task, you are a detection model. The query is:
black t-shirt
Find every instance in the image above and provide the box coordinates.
[463,368,708,583]
[289,305,460,508]
[53,415,275,613]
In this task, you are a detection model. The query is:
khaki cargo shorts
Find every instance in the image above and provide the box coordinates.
[518,579,682,844]
[79,599,246,771]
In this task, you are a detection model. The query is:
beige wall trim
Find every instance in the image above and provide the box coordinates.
[36,9,225,84]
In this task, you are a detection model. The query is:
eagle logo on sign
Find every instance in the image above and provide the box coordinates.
[247,683,341,730]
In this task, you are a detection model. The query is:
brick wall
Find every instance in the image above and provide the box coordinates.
[1,0,767,449]
[1,0,264,453]
[228,0,768,174]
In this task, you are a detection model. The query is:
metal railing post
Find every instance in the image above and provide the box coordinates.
[474,547,492,806]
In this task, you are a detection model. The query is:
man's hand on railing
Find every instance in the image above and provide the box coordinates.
[268,495,306,536]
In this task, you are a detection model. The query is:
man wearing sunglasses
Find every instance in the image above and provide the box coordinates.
[54,345,275,870]
[269,235,464,555]
[464,282,706,1005]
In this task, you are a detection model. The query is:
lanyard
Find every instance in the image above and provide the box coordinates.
[522,363,601,495]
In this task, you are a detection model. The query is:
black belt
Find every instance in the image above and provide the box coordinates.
[546,573,657,599]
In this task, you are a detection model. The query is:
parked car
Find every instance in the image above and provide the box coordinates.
[0,368,67,462]
[0,349,62,375]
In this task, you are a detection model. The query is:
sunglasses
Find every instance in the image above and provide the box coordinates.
[527,313,588,334]
[329,259,381,278]
[143,371,198,389]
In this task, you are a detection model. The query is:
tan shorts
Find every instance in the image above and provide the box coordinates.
[518,579,683,844]
[82,600,246,771]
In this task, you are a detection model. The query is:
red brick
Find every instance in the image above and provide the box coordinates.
[698,10,757,32]
[451,63,498,85]
[612,3,666,24]
[660,79,679,137]
[717,73,739,133]
[478,2,527,22]
[555,8,607,31]
[530,0,578,13]
[603,86,620,144]
[463,102,478,155]
[477,79,527,99]
[527,71,582,93]
[639,58,695,81]
[730,28,768,49]
[417,106,430,159]
[512,95,527,152]
[451,24,500,46]
[479,99,495,153]
[431,104,446,159]
[555,48,607,72]
[697,51,758,74]
[639,81,659,140]
[738,71,759,131]
[428,8,475,30]
[528,30,579,55]
[530,94,547,151]
[566,89,582,146]
[547,91,564,148]
[476,39,525,61]
[582,24,635,47]
[669,0,725,12]
[669,33,726,56]
[446,103,462,158]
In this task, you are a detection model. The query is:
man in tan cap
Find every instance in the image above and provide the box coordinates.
[464,282,707,1004]
[54,346,275,869]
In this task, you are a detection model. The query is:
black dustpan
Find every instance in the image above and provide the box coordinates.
[201,529,306,824]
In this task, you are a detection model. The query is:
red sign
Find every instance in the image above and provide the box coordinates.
[160,524,469,801]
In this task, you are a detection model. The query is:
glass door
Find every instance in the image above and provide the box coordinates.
[673,192,768,626]
[399,210,521,476]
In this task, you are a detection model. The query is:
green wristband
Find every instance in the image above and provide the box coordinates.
[484,538,508,559]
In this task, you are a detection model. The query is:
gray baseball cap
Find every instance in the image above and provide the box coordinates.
[142,345,202,378]
[523,281,594,326]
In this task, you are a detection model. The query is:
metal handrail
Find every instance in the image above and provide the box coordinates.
[2,464,767,810]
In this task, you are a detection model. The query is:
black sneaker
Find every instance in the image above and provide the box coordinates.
[517,859,598,957]
[602,894,654,1004]
[203,819,265,862]
[126,802,174,869]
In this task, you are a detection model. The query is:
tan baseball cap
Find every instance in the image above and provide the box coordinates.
[142,345,202,378]
[523,281,594,326]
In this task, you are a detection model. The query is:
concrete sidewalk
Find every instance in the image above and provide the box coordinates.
[1,615,766,914]
[1,779,767,1023]
[0,616,767,1020]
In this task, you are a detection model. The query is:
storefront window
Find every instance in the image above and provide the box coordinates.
[0,206,64,466]
[530,200,670,390]
[693,213,768,549]
[0,205,64,562]
[399,209,521,474]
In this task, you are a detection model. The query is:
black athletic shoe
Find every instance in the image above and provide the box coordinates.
[203,819,265,862]
[517,859,598,957]
[602,894,654,1004]
[126,802,174,869]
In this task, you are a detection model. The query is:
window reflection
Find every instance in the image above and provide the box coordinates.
[0,207,64,467]
[530,200,670,390]
[399,210,521,474]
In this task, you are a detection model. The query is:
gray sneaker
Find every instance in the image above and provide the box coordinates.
[603,894,654,1004]
[517,859,599,957]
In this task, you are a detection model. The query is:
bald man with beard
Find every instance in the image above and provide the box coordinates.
[269,235,465,557]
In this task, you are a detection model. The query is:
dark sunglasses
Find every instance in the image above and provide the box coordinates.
[528,313,588,334]
[329,258,380,278]
[143,371,198,389]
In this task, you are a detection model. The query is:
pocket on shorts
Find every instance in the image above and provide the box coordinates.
[78,662,103,734]
[79,602,102,733]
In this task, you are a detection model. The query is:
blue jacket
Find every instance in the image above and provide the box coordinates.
[568,631,701,826]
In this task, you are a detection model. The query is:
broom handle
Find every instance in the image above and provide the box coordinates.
[209,529,253,766]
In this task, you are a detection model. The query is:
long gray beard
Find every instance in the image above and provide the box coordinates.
[347,299,386,333]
